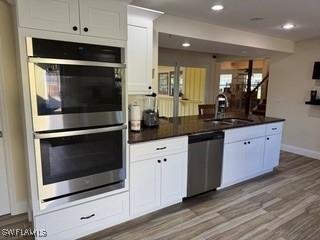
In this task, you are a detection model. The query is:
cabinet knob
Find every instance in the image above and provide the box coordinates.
[244,142,247,145]
[163,158,167,162]
[157,160,161,163]
[148,86,152,90]
[248,141,251,144]
[84,27,89,32]
[267,137,270,140]
[73,26,78,31]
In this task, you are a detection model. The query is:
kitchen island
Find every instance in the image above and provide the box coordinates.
[128,113,285,217]
[129,113,285,143]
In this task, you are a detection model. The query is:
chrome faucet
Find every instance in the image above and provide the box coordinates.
[215,93,229,119]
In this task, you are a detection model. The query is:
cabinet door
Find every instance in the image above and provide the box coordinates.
[127,24,153,94]
[17,0,80,34]
[161,152,187,206]
[221,141,246,186]
[244,137,265,177]
[79,0,127,40]
[263,134,282,170]
[130,158,161,217]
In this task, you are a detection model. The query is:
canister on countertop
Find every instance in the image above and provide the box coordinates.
[130,105,141,131]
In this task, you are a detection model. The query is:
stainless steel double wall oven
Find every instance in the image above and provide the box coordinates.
[27,38,126,208]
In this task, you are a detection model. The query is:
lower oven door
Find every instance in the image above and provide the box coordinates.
[34,125,126,204]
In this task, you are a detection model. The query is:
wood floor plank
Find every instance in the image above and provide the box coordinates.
[3,151,320,240]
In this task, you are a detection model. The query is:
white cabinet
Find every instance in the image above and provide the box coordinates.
[245,137,265,176]
[130,158,161,216]
[161,152,187,206]
[127,6,163,94]
[34,192,129,240]
[221,141,245,185]
[221,123,284,188]
[79,0,127,40]
[222,137,264,187]
[16,0,128,40]
[17,0,80,34]
[263,134,282,171]
[129,137,188,217]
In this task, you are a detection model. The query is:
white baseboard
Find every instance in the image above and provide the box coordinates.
[281,144,320,160]
[11,200,28,215]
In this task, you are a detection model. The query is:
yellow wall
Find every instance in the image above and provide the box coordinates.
[184,67,206,102]
[0,1,28,213]
[157,67,206,117]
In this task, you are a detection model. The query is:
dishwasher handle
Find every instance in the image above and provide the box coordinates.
[188,131,224,144]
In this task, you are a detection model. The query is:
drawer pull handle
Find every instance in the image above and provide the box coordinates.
[80,214,95,220]
[272,128,277,130]
[156,147,167,151]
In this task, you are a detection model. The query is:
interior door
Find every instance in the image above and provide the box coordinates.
[0,119,10,215]
[160,152,186,206]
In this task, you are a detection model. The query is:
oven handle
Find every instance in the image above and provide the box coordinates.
[34,125,127,139]
[28,57,126,68]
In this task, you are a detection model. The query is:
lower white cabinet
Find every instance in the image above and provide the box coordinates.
[130,158,161,216]
[221,122,283,188]
[130,137,188,217]
[263,134,282,170]
[161,153,187,206]
[222,137,264,186]
[34,192,129,240]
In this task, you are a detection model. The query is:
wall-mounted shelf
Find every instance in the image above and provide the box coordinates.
[305,101,320,105]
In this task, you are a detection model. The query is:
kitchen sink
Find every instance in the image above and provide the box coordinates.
[204,118,253,126]
[221,118,253,125]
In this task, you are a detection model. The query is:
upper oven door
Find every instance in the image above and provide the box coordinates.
[28,58,125,131]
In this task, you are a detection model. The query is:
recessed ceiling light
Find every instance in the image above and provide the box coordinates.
[282,23,296,30]
[182,42,191,47]
[211,4,224,11]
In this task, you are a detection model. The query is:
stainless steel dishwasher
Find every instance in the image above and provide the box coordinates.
[187,131,224,197]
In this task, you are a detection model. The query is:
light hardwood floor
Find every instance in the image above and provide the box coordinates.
[2,151,320,240]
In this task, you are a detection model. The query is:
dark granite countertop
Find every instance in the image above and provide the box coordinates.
[128,113,285,144]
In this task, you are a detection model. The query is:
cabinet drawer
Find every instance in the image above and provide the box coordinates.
[266,122,283,136]
[224,125,266,143]
[130,137,188,162]
[34,192,129,237]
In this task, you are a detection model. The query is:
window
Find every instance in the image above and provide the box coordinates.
[219,74,232,92]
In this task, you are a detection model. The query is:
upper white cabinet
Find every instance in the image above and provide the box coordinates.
[16,0,128,40]
[127,5,163,94]
[17,0,80,34]
[79,0,127,40]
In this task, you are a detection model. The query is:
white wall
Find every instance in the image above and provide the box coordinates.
[0,0,27,214]
[267,38,320,159]
[155,14,295,54]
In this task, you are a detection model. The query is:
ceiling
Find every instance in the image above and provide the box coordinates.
[159,33,276,58]
[131,0,320,41]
